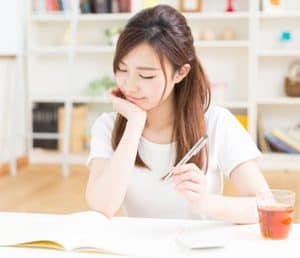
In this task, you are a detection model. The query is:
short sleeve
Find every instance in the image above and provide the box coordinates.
[86,113,115,166]
[214,108,262,177]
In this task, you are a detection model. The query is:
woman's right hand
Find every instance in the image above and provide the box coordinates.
[108,87,147,127]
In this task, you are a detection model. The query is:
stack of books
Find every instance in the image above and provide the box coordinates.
[80,0,131,14]
[263,126,300,154]
[33,103,63,150]
[33,0,69,13]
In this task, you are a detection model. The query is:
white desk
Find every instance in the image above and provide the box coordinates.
[0,223,299,258]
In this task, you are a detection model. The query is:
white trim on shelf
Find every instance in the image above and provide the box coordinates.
[213,101,249,109]
[29,149,88,165]
[30,41,250,56]
[259,11,300,19]
[76,46,115,54]
[257,97,300,105]
[183,12,249,20]
[30,46,71,55]
[32,11,250,22]
[30,96,65,103]
[30,95,111,104]
[29,150,300,169]
[259,50,300,57]
[195,40,249,48]
[29,40,249,55]
[259,153,300,171]
[78,13,132,21]
[31,133,61,140]
[31,13,72,22]
[78,12,249,22]
[71,96,110,103]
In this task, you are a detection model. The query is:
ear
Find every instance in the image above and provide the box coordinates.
[174,64,191,84]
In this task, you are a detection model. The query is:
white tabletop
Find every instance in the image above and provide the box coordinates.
[0,223,299,258]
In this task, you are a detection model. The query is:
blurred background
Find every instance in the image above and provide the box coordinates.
[0,0,300,222]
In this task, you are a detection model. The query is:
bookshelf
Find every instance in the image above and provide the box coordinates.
[26,0,300,176]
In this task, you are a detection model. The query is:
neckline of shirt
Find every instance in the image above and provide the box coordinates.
[140,136,176,150]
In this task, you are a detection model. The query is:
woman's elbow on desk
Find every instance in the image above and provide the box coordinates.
[85,192,117,219]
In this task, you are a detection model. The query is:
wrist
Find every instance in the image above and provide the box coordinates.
[192,193,213,218]
[126,119,145,133]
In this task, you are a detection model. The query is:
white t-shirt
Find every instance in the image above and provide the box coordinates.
[87,106,261,219]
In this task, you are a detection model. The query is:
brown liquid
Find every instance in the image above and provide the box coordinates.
[258,205,294,240]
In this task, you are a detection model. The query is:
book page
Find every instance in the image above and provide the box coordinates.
[0,212,71,248]
[75,217,224,257]
[0,211,109,250]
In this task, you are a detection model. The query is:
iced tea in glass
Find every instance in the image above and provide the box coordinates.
[257,189,295,240]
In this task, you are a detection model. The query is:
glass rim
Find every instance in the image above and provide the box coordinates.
[257,189,295,197]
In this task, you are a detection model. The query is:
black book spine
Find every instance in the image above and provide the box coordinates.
[92,0,112,13]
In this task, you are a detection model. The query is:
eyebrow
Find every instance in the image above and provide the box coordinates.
[120,60,160,71]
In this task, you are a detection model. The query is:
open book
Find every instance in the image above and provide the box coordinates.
[0,211,236,257]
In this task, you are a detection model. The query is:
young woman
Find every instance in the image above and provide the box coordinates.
[86,5,270,224]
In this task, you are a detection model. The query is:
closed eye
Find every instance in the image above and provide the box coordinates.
[117,68,127,72]
[140,75,155,79]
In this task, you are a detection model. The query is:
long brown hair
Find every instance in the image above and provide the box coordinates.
[112,5,211,172]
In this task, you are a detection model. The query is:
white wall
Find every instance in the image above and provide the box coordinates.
[0,60,26,164]
[0,0,26,164]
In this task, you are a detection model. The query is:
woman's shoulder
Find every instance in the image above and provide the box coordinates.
[92,112,117,131]
[205,104,238,136]
[205,105,232,122]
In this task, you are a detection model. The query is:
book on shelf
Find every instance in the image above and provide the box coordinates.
[33,103,63,150]
[235,114,248,130]
[257,116,271,153]
[33,0,69,13]
[264,133,299,154]
[270,128,300,153]
[58,104,88,153]
[0,211,234,256]
[79,0,131,14]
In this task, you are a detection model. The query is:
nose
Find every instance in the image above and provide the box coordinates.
[123,74,139,94]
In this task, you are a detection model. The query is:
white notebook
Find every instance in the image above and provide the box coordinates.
[0,211,233,257]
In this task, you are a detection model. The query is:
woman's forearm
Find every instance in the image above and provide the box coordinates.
[204,194,258,224]
[87,120,144,217]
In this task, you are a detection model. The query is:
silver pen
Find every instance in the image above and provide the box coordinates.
[161,135,208,181]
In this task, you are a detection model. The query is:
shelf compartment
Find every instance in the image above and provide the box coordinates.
[259,153,300,171]
[257,97,300,105]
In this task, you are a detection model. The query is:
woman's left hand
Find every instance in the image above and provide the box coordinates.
[172,163,209,215]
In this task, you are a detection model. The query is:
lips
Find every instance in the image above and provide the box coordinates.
[125,94,145,101]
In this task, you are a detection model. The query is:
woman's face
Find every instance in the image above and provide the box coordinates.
[115,42,180,110]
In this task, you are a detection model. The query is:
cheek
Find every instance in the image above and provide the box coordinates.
[150,79,174,104]
[147,78,167,99]
[115,73,125,88]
